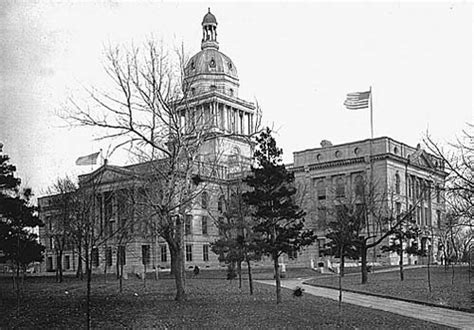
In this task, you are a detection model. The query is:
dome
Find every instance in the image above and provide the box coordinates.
[185,48,238,80]
[202,8,217,25]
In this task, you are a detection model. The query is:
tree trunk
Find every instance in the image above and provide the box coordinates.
[58,249,64,283]
[85,247,92,330]
[76,243,83,280]
[340,254,345,277]
[143,263,147,288]
[399,235,404,281]
[237,261,242,289]
[273,254,281,304]
[338,244,343,311]
[119,263,123,293]
[170,246,186,301]
[360,243,368,284]
[427,245,432,292]
[246,258,253,295]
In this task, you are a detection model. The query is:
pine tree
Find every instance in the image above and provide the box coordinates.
[243,128,316,304]
[0,148,44,288]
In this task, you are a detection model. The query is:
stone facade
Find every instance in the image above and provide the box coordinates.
[291,137,447,266]
[38,10,447,275]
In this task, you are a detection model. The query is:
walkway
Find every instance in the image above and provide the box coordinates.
[256,279,474,330]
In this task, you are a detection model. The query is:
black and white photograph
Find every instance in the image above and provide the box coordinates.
[0,1,472,328]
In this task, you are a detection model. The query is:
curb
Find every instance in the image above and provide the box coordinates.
[303,281,474,314]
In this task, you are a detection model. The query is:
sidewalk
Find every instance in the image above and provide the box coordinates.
[256,279,474,330]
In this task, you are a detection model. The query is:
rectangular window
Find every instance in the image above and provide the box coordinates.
[395,202,401,218]
[118,245,126,266]
[106,247,112,266]
[317,238,326,256]
[142,245,150,265]
[104,191,113,220]
[436,210,441,229]
[203,245,209,262]
[317,207,326,229]
[416,207,421,225]
[315,179,326,200]
[218,217,225,236]
[186,244,193,262]
[46,257,53,271]
[92,247,99,267]
[185,215,192,235]
[64,255,70,270]
[425,207,430,227]
[288,249,298,259]
[160,245,167,262]
[201,216,208,235]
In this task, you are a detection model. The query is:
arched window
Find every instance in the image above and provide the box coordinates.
[201,191,208,209]
[217,195,225,213]
[335,177,345,198]
[316,180,326,200]
[354,175,364,198]
[395,173,401,195]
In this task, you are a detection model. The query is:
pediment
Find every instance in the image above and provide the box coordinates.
[409,149,438,170]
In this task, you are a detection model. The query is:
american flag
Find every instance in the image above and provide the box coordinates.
[344,91,371,110]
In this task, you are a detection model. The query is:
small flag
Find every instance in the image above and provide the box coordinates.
[344,91,370,110]
[75,152,100,166]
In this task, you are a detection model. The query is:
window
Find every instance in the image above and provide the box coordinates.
[436,186,441,203]
[218,217,225,236]
[416,207,421,225]
[64,255,70,270]
[118,245,126,266]
[186,244,193,262]
[185,215,192,235]
[106,247,112,266]
[395,202,401,218]
[316,180,326,200]
[408,176,412,198]
[217,195,225,212]
[201,191,208,209]
[318,207,327,229]
[203,245,209,262]
[201,216,208,235]
[335,177,345,198]
[104,191,113,220]
[160,245,167,262]
[288,249,298,259]
[395,173,400,194]
[46,257,53,271]
[354,175,364,198]
[317,239,326,256]
[436,210,441,229]
[142,245,150,266]
[424,207,429,227]
[92,247,99,267]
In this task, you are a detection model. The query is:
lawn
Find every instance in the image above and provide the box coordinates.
[0,272,451,329]
[305,265,473,312]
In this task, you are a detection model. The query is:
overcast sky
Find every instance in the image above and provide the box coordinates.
[0,1,472,195]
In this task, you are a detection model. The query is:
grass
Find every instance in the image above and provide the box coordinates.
[305,265,473,312]
[0,271,452,329]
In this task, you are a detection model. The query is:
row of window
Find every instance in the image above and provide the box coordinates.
[185,215,210,235]
[314,174,365,200]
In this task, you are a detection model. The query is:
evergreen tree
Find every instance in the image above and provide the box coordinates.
[243,128,316,304]
[0,148,44,287]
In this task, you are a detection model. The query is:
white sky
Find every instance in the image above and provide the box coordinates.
[0,1,472,196]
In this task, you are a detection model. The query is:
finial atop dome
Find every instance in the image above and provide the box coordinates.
[201,8,218,50]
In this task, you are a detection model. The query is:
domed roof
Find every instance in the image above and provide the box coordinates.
[202,8,217,25]
[185,48,238,80]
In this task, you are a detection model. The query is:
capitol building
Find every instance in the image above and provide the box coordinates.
[38,10,446,275]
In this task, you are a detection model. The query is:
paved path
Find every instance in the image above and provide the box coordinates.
[256,279,474,330]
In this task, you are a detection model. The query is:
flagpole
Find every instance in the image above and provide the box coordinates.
[369,86,376,270]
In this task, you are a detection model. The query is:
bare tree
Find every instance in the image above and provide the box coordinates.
[64,40,260,301]
[46,176,77,283]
